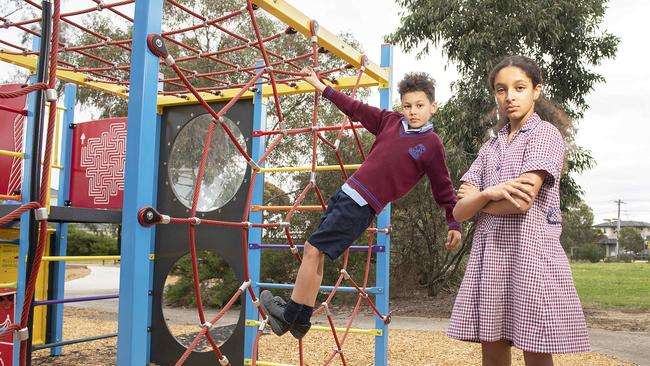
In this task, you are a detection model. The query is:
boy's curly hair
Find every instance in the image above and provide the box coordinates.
[397,72,436,102]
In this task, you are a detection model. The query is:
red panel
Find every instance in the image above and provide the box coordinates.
[0,290,15,366]
[0,84,27,199]
[69,118,127,208]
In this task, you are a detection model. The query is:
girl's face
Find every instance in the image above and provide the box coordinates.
[493,66,542,125]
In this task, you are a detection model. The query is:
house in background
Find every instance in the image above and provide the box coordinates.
[593,220,650,257]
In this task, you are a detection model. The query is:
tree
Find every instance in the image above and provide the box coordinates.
[66,224,119,256]
[560,200,604,254]
[386,0,618,295]
[619,227,645,254]
[573,243,606,263]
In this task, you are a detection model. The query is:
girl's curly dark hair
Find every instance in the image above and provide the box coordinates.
[488,55,573,139]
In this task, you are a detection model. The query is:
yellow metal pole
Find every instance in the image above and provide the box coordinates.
[245,320,382,336]
[2,52,383,111]
[250,205,324,212]
[259,164,361,173]
[0,51,129,99]
[0,194,21,201]
[251,0,389,86]
[41,255,121,262]
[156,74,380,110]
[244,360,295,366]
[0,149,25,159]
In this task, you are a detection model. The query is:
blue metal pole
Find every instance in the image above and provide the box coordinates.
[374,43,393,366]
[244,60,267,362]
[14,36,41,364]
[116,0,163,364]
[49,83,76,356]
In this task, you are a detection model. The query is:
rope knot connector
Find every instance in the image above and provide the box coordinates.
[239,280,251,292]
[340,269,350,280]
[247,160,261,171]
[218,356,230,366]
[35,207,48,221]
[45,89,57,102]
[16,327,29,341]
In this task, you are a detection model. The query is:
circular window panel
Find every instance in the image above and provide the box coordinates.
[168,114,247,212]
[162,251,241,351]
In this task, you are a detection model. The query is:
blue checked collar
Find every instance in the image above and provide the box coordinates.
[401,119,433,134]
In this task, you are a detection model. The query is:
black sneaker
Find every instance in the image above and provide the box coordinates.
[259,290,291,336]
[289,320,311,339]
[272,296,311,339]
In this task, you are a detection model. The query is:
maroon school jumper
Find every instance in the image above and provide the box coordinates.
[322,86,460,231]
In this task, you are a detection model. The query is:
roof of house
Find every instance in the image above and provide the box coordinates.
[594,220,650,229]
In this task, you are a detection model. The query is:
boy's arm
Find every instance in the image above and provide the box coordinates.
[300,66,393,135]
[425,136,462,232]
[322,85,392,135]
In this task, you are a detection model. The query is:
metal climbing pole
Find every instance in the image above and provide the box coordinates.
[374,42,394,366]
[116,0,163,364]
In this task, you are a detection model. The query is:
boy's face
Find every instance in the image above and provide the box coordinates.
[400,91,438,128]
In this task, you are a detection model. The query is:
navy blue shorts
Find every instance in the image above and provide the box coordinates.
[307,189,376,260]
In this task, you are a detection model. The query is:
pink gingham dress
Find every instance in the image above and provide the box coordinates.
[447,113,590,353]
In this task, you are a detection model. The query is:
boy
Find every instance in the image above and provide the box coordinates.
[260,67,461,339]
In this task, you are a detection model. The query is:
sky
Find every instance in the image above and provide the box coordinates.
[288,0,650,225]
[1,0,648,225]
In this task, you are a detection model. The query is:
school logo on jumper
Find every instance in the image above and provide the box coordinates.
[408,143,426,160]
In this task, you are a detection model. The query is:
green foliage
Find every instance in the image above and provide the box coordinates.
[573,243,606,263]
[619,227,645,254]
[560,200,604,253]
[384,0,618,295]
[164,251,240,308]
[388,0,619,118]
[60,16,132,118]
[391,179,475,296]
[388,0,618,206]
[66,224,118,256]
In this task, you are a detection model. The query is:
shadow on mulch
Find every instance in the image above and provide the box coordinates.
[174,324,238,352]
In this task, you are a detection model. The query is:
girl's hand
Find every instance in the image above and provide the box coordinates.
[457,183,480,200]
[482,177,535,208]
[445,230,461,250]
[301,66,326,91]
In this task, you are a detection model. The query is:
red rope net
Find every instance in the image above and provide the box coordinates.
[0,1,390,365]
[0,2,63,366]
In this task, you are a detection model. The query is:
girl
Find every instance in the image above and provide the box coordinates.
[448,55,590,366]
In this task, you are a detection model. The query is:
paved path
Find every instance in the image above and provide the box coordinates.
[63,266,649,365]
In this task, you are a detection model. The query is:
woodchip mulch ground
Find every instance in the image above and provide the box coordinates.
[30,308,635,366]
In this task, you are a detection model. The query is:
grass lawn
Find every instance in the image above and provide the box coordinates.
[571,262,650,311]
